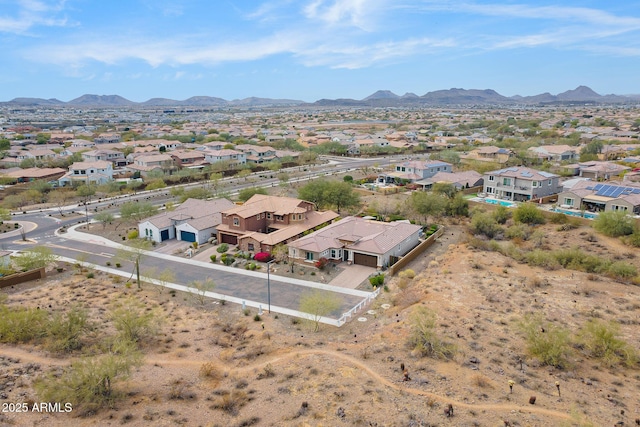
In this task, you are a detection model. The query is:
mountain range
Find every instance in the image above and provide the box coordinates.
[3,86,639,108]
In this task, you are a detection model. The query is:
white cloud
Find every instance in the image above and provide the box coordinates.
[0,0,71,34]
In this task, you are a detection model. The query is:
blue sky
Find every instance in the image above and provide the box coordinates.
[1,0,640,102]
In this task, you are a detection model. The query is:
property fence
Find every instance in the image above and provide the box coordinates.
[387,227,445,276]
[337,286,382,326]
[0,267,46,288]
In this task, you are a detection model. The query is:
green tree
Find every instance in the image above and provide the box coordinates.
[593,211,635,237]
[115,239,153,289]
[238,187,268,202]
[298,180,360,212]
[409,191,447,224]
[14,247,59,271]
[432,182,457,199]
[445,193,469,217]
[178,187,211,202]
[94,212,114,229]
[299,290,341,332]
[119,201,158,224]
[49,189,76,216]
[189,277,216,306]
[513,202,546,225]
[237,169,252,181]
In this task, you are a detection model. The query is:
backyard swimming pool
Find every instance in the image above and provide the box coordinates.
[552,208,598,219]
[484,198,517,208]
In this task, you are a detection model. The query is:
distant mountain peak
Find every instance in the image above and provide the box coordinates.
[363,90,399,101]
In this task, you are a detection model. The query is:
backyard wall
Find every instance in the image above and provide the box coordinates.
[0,267,46,288]
[388,227,445,276]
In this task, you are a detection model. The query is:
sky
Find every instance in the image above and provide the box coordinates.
[1,0,640,102]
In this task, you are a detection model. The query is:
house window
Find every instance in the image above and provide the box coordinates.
[298,214,303,220]
[145,229,149,236]
[149,230,153,237]
[486,187,493,194]
[488,175,494,181]
[256,215,260,220]
[248,243,254,251]
[563,198,574,207]
[267,213,272,219]
[331,249,339,259]
[401,167,406,172]
[503,178,511,186]
[532,181,538,187]
[233,217,239,226]
[275,215,284,221]
[548,180,552,186]
[306,252,314,261]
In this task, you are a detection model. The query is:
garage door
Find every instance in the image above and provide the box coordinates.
[220,233,238,245]
[180,231,196,242]
[353,252,377,267]
[160,230,170,241]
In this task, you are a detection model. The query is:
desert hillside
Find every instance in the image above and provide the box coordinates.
[0,219,639,427]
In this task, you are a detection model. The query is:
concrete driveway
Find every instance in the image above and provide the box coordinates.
[329,264,376,289]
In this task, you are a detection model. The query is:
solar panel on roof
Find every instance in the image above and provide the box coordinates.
[593,183,604,191]
[612,188,624,197]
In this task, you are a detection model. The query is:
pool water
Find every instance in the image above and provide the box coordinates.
[484,198,517,208]
[552,208,597,219]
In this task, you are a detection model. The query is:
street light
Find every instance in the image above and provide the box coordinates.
[267,259,275,313]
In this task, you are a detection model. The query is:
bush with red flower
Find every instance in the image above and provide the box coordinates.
[314,257,329,270]
[254,252,272,263]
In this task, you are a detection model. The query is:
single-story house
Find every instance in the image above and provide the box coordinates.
[138,198,235,244]
[556,180,640,214]
[288,216,422,269]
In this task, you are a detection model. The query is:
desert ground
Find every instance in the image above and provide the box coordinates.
[1,216,639,427]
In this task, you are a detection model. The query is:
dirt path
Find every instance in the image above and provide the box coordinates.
[1,342,572,422]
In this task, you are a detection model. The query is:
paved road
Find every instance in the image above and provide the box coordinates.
[0,155,405,324]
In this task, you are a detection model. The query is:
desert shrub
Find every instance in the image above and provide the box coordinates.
[492,205,511,224]
[314,257,328,270]
[408,306,456,360]
[470,212,502,238]
[605,261,637,282]
[525,249,561,270]
[254,252,271,262]
[624,230,640,248]
[211,390,249,415]
[35,339,142,414]
[505,223,531,240]
[46,305,91,353]
[593,211,635,237]
[200,362,222,380]
[0,305,48,343]
[519,314,572,369]
[549,212,568,224]
[210,254,217,263]
[369,274,385,287]
[127,230,139,240]
[217,243,229,253]
[578,319,638,367]
[223,256,235,266]
[513,203,546,225]
[110,297,163,344]
[398,269,416,279]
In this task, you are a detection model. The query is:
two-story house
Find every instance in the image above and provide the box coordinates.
[216,194,339,253]
[234,145,277,163]
[170,150,207,168]
[81,149,127,167]
[93,133,121,144]
[202,149,246,167]
[380,160,452,184]
[58,161,114,186]
[483,166,561,201]
[126,154,175,176]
